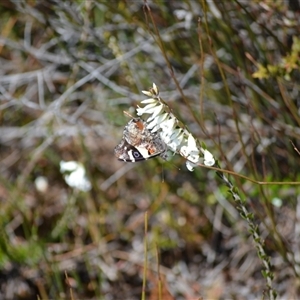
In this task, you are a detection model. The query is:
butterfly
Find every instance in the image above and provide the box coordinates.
[114,118,166,162]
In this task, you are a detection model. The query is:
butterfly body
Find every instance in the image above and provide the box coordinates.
[114,118,166,162]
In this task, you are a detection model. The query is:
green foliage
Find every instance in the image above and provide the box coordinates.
[253,37,300,80]
[0,232,43,267]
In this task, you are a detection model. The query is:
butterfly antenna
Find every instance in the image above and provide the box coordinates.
[123,111,135,119]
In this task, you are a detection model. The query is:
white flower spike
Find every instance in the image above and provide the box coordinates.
[136,83,216,171]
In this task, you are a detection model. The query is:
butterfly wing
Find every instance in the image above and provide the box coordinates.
[114,118,166,162]
[114,138,161,162]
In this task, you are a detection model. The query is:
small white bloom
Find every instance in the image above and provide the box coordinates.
[146,113,168,128]
[203,149,215,166]
[168,134,184,152]
[147,102,164,117]
[178,134,201,171]
[159,130,172,143]
[150,103,164,118]
[180,134,199,157]
[35,176,48,193]
[138,102,157,112]
[147,113,168,130]
[161,129,184,152]
[136,102,162,116]
[186,160,198,171]
[141,83,159,97]
[179,143,189,157]
[60,161,79,172]
[140,98,157,104]
[272,197,282,207]
[187,134,198,152]
[170,128,183,140]
[167,141,179,152]
[160,117,176,133]
[60,161,91,192]
[187,152,200,163]
[185,147,201,171]
[141,91,153,97]
[149,123,161,133]
[152,82,159,95]
[136,106,147,116]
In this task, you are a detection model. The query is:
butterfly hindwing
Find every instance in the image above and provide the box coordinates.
[114,118,166,163]
[114,138,160,162]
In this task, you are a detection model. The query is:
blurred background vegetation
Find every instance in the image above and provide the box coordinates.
[0,0,300,299]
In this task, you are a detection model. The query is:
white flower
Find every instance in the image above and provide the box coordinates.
[35,176,48,193]
[60,161,91,192]
[136,102,157,115]
[160,117,176,133]
[203,149,215,166]
[151,82,159,95]
[186,160,198,172]
[136,102,164,116]
[187,134,198,151]
[187,152,200,163]
[142,83,159,97]
[163,129,184,152]
[179,143,189,158]
[140,98,157,104]
[170,128,183,140]
[184,149,200,171]
[167,140,181,152]
[146,113,169,130]
[141,91,153,97]
[60,161,79,172]
[180,134,199,156]
[178,134,201,171]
